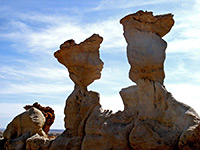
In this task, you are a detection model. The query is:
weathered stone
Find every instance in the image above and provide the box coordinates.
[82,107,134,150]
[0,137,6,150]
[54,34,104,88]
[50,10,200,150]
[125,29,167,84]
[120,79,200,149]
[24,102,55,135]
[3,107,46,150]
[49,34,104,150]
[120,10,174,37]
[120,10,173,84]
[26,133,51,150]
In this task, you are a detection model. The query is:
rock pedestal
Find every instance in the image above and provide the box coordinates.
[50,34,104,150]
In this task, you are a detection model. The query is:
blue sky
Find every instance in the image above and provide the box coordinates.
[0,0,200,129]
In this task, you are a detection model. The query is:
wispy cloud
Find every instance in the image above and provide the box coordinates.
[0,65,68,81]
[1,0,199,55]
[0,82,72,95]
[93,0,174,10]
[0,0,200,129]
[0,13,126,55]
[164,0,200,55]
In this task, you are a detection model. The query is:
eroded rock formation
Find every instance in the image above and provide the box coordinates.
[49,10,200,150]
[26,134,51,150]
[3,10,199,150]
[54,34,104,88]
[120,10,174,84]
[50,34,103,150]
[120,10,174,37]
[3,103,55,150]
[24,102,55,134]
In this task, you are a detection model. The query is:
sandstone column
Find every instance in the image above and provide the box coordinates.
[120,10,200,150]
[50,34,104,150]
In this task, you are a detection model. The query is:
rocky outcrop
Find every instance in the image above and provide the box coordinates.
[49,10,200,150]
[0,132,6,150]
[3,103,55,150]
[120,10,174,84]
[119,11,200,149]
[24,102,55,135]
[120,10,174,37]
[120,80,200,150]
[26,134,52,150]
[50,34,103,150]
[3,10,198,150]
[3,107,46,150]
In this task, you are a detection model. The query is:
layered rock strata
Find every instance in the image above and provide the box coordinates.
[50,10,200,150]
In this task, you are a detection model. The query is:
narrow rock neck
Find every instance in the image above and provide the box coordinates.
[74,84,88,92]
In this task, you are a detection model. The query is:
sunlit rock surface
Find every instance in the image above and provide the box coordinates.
[3,10,199,150]
[120,10,174,37]
[120,10,174,84]
[49,11,200,150]
[54,34,104,88]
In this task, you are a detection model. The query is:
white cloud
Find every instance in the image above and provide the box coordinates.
[166,83,200,115]
[0,16,127,55]
[164,0,200,55]
[94,0,174,10]
[0,82,72,95]
[0,63,73,96]
[1,0,200,130]
[1,1,199,56]
[167,38,200,54]
[0,65,69,81]
[100,94,124,112]
[50,104,65,129]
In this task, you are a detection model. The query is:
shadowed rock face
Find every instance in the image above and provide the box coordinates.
[49,10,200,150]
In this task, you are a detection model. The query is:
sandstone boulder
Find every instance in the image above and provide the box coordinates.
[125,29,167,84]
[3,107,46,150]
[26,133,51,150]
[24,102,55,135]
